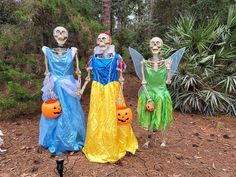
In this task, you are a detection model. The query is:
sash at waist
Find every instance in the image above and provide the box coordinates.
[41,75,80,100]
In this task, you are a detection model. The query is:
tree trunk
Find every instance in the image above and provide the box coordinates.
[147,0,155,36]
[149,0,154,20]
[102,0,111,32]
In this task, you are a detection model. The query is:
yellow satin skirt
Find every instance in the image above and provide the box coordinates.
[83,81,138,163]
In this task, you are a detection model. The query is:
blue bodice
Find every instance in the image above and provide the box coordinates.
[90,54,119,85]
[45,48,74,76]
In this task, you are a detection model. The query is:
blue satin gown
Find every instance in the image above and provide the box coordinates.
[39,47,86,155]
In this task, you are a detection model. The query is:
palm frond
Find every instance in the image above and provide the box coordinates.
[227,4,236,29]
[217,75,236,93]
[166,7,236,116]
[181,73,202,91]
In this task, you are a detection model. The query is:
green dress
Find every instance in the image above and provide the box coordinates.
[138,61,173,131]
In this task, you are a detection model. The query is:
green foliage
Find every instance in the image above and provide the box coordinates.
[7,82,32,101]
[0,25,24,47]
[112,0,236,60]
[191,0,233,22]
[0,0,18,25]
[15,0,36,22]
[0,60,33,82]
[0,96,17,111]
[165,5,236,116]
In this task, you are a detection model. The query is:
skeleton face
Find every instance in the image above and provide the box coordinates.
[53,26,68,46]
[97,33,111,51]
[150,37,163,55]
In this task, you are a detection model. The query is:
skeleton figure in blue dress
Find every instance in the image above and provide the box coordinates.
[39,26,86,155]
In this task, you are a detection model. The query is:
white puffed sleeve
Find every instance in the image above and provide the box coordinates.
[42,46,48,55]
[71,47,78,59]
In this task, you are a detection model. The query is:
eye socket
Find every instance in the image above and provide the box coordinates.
[118,113,121,116]
[125,112,128,115]
[54,107,56,109]
[102,37,108,43]
[56,30,60,33]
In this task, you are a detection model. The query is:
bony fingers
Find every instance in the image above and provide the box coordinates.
[75,90,82,96]
[85,77,91,81]
[166,80,171,84]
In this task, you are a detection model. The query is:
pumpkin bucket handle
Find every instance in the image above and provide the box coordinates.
[45,73,57,99]
[116,82,126,107]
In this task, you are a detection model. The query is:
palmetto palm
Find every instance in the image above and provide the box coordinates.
[164,5,236,116]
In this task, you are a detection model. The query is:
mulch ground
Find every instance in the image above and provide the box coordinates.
[0,76,236,177]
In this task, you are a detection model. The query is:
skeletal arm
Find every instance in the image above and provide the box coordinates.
[141,61,152,101]
[165,59,172,84]
[78,57,92,96]
[116,54,126,104]
[80,69,91,95]
[44,55,49,76]
[75,52,82,89]
[43,53,57,99]
[119,70,124,90]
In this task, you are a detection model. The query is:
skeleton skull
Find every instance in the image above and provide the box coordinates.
[53,26,68,47]
[97,33,111,52]
[150,37,163,55]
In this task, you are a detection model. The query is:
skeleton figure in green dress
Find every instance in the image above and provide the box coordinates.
[129,37,185,148]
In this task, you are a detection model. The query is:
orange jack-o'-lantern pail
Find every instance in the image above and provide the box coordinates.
[117,106,133,125]
[41,99,62,118]
[145,101,155,112]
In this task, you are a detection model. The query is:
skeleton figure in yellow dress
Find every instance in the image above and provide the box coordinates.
[82,32,138,163]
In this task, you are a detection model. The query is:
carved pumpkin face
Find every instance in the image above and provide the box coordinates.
[145,101,155,112]
[41,99,62,118]
[117,106,133,125]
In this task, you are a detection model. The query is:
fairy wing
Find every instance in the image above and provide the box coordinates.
[167,47,186,77]
[138,86,144,97]
[128,47,145,80]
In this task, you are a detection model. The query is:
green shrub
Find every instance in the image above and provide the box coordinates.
[0,96,17,111]
[165,5,236,116]
[7,82,32,101]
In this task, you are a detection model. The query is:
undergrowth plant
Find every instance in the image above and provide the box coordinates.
[164,5,236,116]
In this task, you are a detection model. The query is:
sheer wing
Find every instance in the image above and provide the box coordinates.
[138,86,144,97]
[129,47,145,80]
[167,47,186,77]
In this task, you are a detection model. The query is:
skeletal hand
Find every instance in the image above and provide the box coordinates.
[44,72,50,76]
[75,69,81,76]
[119,76,124,82]
[116,97,122,105]
[166,79,171,85]
[85,75,91,82]
[142,80,147,85]
[147,98,154,104]
[49,89,58,99]
[74,89,82,97]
